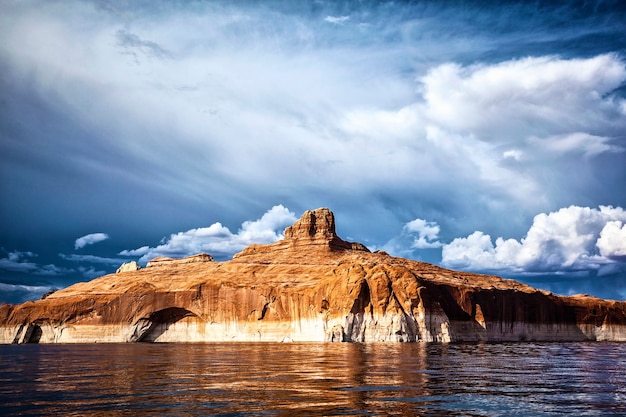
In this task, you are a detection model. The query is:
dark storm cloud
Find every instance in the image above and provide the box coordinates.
[0,250,70,277]
[0,283,55,305]
[59,254,127,266]
[1,0,625,303]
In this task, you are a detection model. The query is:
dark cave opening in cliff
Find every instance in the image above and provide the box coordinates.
[26,324,42,343]
[136,307,198,342]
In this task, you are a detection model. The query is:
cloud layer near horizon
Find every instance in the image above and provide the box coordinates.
[111,204,626,283]
[119,205,296,263]
[2,203,626,302]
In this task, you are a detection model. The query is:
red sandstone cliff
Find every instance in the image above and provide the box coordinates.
[2,208,626,343]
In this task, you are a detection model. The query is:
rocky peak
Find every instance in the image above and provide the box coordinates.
[284,208,337,241]
[283,208,369,252]
[234,208,369,259]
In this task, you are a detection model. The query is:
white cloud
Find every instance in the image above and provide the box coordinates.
[1,2,625,298]
[419,54,626,141]
[503,149,523,161]
[597,221,626,258]
[337,55,626,214]
[442,206,626,273]
[119,246,151,257]
[379,217,443,256]
[441,231,502,270]
[341,103,422,141]
[404,218,443,249]
[324,15,350,24]
[120,205,297,263]
[75,233,109,249]
[529,132,622,157]
[1,2,624,217]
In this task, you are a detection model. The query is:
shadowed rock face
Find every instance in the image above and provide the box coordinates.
[2,208,626,343]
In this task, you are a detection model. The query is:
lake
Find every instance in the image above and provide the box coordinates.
[1,342,625,416]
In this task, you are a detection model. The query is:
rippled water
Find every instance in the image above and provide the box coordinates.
[1,342,626,416]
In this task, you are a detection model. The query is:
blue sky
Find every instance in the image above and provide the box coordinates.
[1,0,626,304]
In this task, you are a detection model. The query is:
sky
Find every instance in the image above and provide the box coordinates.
[1,0,626,304]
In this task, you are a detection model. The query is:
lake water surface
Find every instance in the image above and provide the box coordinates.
[1,342,626,416]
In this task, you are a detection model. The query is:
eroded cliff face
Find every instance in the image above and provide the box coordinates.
[2,208,626,343]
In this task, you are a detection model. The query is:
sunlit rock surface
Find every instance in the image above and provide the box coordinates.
[146,253,214,268]
[116,261,141,274]
[2,208,626,343]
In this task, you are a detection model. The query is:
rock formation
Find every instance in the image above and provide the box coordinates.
[116,261,141,273]
[146,253,214,268]
[2,208,626,344]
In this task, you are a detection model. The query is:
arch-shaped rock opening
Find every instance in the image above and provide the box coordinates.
[12,323,43,344]
[131,307,199,343]
[345,280,372,342]
[148,307,196,324]
[26,324,42,343]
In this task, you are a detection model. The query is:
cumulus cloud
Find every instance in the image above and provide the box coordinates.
[339,54,626,215]
[404,219,443,249]
[345,55,626,150]
[597,221,626,259]
[120,205,297,263]
[379,218,443,257]
[442,206,626,273]
[75,233,109,250]
[419,54,626,140]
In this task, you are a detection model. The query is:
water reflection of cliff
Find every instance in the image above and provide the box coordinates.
[3,343,626,416]
[339,343,431,413]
